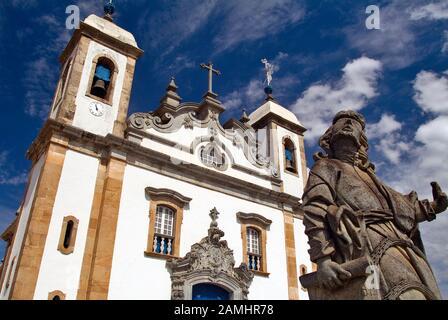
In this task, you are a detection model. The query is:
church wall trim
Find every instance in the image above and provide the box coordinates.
[26,120,303,217]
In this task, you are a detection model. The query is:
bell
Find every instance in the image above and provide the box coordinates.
[91,79,107,98]
[286,159,295,172]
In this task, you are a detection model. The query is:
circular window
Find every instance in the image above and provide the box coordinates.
[199,144,227,171]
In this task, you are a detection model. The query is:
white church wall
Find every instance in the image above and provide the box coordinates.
[294,217,312,300]
[33,150,99,300]
[73,41,127,137]
[140,128,274,190]
[0,154,45,300]
[108,163,290,300]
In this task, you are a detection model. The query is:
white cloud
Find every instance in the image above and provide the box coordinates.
[213,0,304,53]
[166,55,196,74]
[410,1,448,20]
[413,70,448,114]
[140,0,305,56]
[443,31,448,53]
[367,114,402,139]
[23,57,58,118]
[11,0,37,8]
[139,0,218,56]
[0,151,28,186]
[291,56,382,142]
[377,70,448,196]
[366,114,410,164]
[369,69,448,297]
[345,1,420,69]
[223,79,264,111]
[222,52,300,111]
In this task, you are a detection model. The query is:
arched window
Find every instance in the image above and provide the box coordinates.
[152,205,176,255]
[88,56,116,103]
[237,212,271,276]
[58,216,79,255]
[246,228,261,271]
[48,290,66,300]
[145,187,191,259]
[283,137,298,174]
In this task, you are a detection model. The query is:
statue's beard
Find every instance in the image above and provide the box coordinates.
[330,131,362,164]
[331,130,362,149]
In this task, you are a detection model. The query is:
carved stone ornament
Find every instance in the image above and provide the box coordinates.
[127,103,273,170]
[166,208,254,300]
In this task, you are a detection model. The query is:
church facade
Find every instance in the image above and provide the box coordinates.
[0,12,312,300]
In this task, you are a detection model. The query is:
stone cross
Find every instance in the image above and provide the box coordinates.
[209,207,220,228]
[200,62,221,94]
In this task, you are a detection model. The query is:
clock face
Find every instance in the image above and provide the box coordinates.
[89,102,104,117]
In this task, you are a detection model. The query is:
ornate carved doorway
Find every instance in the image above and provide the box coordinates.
[166,208,254,300]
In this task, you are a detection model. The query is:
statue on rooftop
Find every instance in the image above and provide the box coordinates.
[300,110,447,300]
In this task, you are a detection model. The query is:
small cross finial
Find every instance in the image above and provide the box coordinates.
[168,76,178,90]
[200,62,221,95]
[240,109,250,123]
[209,207,220,228]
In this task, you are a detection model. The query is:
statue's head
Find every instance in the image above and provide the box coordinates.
[317,110,372,168]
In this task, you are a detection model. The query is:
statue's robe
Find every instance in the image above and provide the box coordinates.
[302,158,442,300]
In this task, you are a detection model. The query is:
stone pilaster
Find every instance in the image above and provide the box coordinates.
[113,57,137,137]
[283,211,299,300]
[10,139,68,300]
[83,156,126,300]
[56,36,91,124]
[76,159,107,300]
[298,134,308,186]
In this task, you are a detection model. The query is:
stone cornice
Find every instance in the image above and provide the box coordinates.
[145,187,192,206]
[251,113,307,135]
[1,217,18,242]
[236,212,273,228]
[59,21,144,64]
[26,120,302,213]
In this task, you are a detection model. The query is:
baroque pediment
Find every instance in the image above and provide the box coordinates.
[166,208,254,300]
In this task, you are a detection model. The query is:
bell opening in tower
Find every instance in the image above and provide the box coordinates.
[90,58,113,99]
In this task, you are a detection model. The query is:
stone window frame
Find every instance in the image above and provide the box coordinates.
[299,264,308,292]
[85,54,119,106]
[236,212,272,277]
[282,136,299,176]
[48,290,66,300]
[57,216,79,255]
[144,187,191,260]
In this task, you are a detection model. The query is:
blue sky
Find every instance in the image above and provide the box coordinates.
[1,0,448,298]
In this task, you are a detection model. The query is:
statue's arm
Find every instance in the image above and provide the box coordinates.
[302,172,338,263]
[410,182,448,223]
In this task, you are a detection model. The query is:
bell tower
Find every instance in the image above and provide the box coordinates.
[49,2,143,137]
[248,88,308,197]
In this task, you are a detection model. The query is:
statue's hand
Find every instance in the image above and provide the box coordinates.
[431,182,448,214]
[316,258,351,290]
